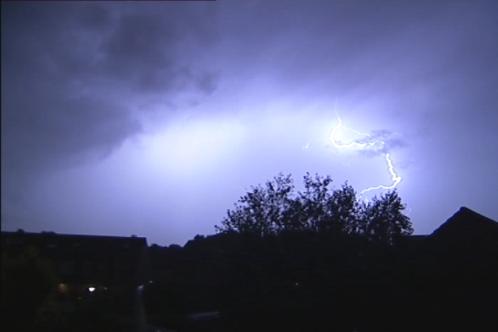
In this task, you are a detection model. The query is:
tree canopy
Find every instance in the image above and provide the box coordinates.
[216,173,413,244]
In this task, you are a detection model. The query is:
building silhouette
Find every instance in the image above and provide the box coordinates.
[2,206,497,332]
[2,231,148,290]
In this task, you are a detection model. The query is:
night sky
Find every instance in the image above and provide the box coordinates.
[2,1,498,245]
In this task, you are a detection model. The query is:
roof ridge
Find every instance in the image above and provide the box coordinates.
[431,206,498,237]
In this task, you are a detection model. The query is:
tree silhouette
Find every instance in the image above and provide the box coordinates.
[216,173,413,244]
[216,174,295,236]
[359,191,413,244]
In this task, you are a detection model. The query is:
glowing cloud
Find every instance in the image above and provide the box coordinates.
[142,117,246,177]
[329,117,402,195]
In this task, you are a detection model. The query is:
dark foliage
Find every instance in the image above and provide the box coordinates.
[145,223,498,332]
[216,173,413,244]
[142,183,496,332]
[2,246,56,331]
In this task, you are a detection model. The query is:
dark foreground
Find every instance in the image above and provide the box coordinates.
[2,207,498,332]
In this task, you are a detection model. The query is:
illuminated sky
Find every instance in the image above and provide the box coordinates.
[2,1,498,245]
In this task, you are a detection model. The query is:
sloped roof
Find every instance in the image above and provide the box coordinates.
[431,207,498,241]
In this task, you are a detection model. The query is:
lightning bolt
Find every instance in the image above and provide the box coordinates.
[329,117,402,195]
[360,153,401,194]
[330,117,384,152]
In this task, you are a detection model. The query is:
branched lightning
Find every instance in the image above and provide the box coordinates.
[330,117,384,152]
[359,153,401,194]
[329,117,402,195]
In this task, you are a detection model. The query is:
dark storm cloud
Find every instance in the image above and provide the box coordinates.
[1,2,217,173]
[1,2,218,225]
[222,0,498,122]
[103,12,187,92]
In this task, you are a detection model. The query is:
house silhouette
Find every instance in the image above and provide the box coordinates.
[2,231,148,289]
[431,206,498,244]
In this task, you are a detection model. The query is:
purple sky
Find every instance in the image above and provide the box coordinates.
[2,0,498,245]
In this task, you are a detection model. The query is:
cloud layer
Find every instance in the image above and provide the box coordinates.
[2,1,498,243]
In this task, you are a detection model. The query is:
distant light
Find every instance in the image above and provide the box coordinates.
[57,283,68,293]
[88,286,96,293]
